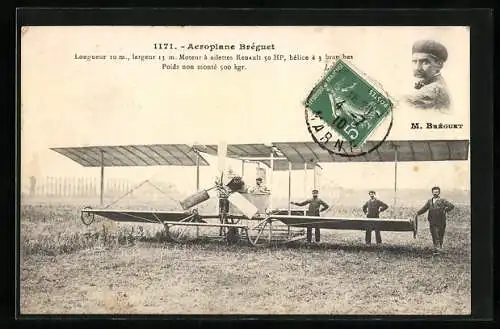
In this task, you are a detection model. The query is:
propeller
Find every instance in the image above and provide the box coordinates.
[178,139,259,219]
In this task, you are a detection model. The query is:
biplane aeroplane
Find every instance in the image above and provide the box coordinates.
[50,139,469,247]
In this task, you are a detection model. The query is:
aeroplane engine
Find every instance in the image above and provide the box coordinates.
[226,176,245,192]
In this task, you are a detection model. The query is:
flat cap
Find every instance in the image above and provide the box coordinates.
[412,40,448,62]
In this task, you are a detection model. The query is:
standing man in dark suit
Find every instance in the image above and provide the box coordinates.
[415,186,455,254]
[362,190,389,245]
[291,189,329,243]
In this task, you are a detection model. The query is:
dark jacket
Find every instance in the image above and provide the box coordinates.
[294,197,329,216]
[416,197,455,225]
[362,199,389,218]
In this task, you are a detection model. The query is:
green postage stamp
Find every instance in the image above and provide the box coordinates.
[305,60,393,148]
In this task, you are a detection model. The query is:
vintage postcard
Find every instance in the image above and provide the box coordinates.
[20,25,471,315]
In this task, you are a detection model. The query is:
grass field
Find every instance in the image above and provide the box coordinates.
[19,201,471,315]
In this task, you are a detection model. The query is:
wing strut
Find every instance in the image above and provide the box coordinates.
[195,150,200,191]
[269,148,275,211]
[303,162,307,199]
[393,146,398,216]
[195,149,201,238]
[99,150,104,206]
[288,162,292,215]
[313,165,317,189]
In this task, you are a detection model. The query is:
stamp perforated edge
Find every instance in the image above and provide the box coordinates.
[302,59,395,111]
[302,59,395,147]
[301,59,395,156]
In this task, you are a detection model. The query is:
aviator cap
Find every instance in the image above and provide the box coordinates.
[412,39,448,63]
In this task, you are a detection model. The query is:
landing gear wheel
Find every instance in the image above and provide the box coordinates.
[81,206,95,226]
[245,219,270,247]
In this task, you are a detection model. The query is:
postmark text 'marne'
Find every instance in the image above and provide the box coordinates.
[305,60,393,148]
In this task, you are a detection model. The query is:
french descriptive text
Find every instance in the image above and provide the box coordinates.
[73,42,354,72]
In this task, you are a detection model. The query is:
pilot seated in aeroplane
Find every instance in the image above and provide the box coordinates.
[248,177,270,194]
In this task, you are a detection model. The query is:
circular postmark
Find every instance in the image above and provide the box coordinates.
[303,60,394,157]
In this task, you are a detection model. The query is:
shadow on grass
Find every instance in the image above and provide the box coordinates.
[134,234,464,260]
[259,241,449,259]
[24,226,468,263]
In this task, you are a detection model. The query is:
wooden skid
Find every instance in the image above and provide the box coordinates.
[163,221,247,229]
[82,209,194,223]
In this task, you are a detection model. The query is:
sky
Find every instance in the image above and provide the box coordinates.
[20,26,470,195]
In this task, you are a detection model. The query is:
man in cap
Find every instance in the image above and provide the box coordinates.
[415,186,455,255]
[291,189,330,243]
[248,177,270,194]
[362,190,389,245]
[404,39,451,110]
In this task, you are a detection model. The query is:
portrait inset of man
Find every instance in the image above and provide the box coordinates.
[404,39,451,111]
